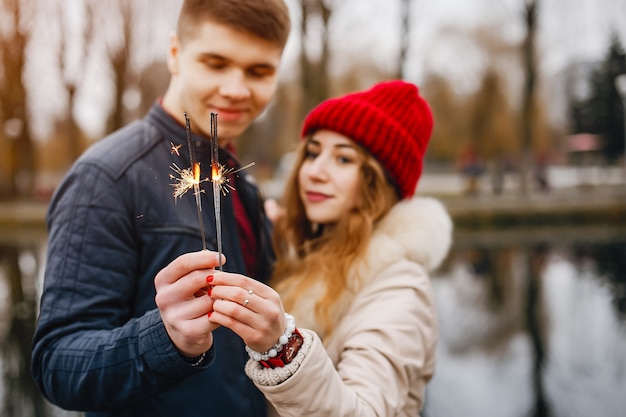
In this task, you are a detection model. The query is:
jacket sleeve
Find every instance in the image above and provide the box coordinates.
[30,160,214,411]
[246,260,437,417]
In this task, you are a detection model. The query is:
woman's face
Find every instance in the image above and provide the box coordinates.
[298,130,364,225]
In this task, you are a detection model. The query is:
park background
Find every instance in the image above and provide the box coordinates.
[1,0,626,416]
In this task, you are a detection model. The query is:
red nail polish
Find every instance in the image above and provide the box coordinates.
[207,287,212,296]
[206,275,213,283]
[208,311,213,318]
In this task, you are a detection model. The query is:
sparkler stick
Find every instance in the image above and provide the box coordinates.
[185,111,207,251]
[210,112,223,271]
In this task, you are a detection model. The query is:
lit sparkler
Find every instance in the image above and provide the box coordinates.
[168,112,208,250]
[210,161,257,196]
[169,112,255,261]
[169,162,205,200]
[209,113,256,271]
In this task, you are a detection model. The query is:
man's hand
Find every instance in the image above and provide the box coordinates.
[154,250,224,357]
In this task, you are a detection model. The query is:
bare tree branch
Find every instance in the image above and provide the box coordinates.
[0,0,35,197]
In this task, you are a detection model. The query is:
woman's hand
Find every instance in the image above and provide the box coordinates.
[207,272,287,353]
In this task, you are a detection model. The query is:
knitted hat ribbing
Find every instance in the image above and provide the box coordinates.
[301,80,433,199]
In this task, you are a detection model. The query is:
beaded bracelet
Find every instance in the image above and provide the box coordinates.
[183,351,206,367]
[245,313,296,361]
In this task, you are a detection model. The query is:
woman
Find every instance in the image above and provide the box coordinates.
[207,80,452,416]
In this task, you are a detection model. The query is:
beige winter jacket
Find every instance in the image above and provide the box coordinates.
[245,197,452,417]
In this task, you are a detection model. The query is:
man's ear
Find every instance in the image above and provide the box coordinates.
[166,31,180,75]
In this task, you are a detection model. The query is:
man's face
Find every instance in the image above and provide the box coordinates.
[163,21,283,143]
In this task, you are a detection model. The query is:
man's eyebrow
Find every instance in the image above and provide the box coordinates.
[250,62,277,71]
[198,52,277,70]
[198,52,229,61]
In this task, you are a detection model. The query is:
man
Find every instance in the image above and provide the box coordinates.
[31,1,291,416]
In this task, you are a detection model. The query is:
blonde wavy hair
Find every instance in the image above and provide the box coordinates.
[271,136,400,336]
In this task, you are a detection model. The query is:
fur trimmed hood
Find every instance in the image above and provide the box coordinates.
[365,196,452,277]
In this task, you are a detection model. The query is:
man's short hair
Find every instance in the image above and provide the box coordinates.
[177,0,291,48]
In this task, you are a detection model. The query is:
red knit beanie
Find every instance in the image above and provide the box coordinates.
[301,80,433,199]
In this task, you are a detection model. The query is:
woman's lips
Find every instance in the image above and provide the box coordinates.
[305,191,331,202]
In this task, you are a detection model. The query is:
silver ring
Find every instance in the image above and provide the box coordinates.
[243,299,250,308]
[247,289,254,295]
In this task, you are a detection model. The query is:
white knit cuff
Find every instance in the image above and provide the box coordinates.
[244,330,313,386]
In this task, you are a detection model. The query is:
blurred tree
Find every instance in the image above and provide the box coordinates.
[528,90,553,191]
[569,35,626,163]
[0,0,35,198]
[469,69,518,159]
[396,0,411,80]
[35,117,90,199]
[55,0,96,164]
[519,0,539,196]
[101,0,136,135]
[467,69,518,194]
[299,0,332,120]
[238,81,302,181]
[30,0,176,198]
[100,0,178,135]
[422,73,469,162]
[137,60,170,117]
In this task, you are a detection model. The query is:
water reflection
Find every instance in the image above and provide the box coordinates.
[0,231,81,417]
[0,226,624,417]
[0,243,46,416]
[424,229,626,417]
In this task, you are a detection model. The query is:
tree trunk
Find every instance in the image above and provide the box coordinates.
[299,0,331,121]
[0,0,35,198]
[520,0,538,196]
[397,0,411,79]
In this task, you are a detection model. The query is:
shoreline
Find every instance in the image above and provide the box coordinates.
[1,184,625,231]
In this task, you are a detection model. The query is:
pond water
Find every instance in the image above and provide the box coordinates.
[0,224,624,417]
[424,225,626,417]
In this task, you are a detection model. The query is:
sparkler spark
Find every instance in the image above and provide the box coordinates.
[169,160,254,199]
[211,161,256,196]
[169,162,208,200]
[170,141,182,156]
[167,112,208,250]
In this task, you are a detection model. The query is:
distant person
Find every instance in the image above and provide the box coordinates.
[488,156,514,195]
[31,1,291,416]
[534,150,551,191]
[458,145,484,195]
[206,81,453,416]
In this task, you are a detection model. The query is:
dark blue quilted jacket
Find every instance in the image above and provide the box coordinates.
[31,104,273,417]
